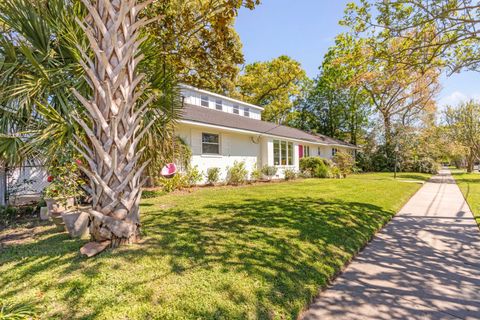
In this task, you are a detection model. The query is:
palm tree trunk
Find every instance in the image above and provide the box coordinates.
[72,0,155,248]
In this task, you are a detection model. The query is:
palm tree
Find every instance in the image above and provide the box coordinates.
[0,0,181,249]
[72,0,161,247]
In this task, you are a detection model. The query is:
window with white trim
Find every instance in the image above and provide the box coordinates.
[273,140,293,166]
[202,133,220,154]
[215,99,222,110]
[244,107,250,117]
[233,105,239,114]
[303,145,310,157]
[332,148,338,156]
[318,147,321,156]
[201,95,209,107]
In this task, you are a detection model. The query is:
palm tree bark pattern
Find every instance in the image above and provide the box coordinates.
[72,0,155,247]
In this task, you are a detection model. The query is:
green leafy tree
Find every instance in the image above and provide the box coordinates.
[0,0,181,248]
[333,150,355,178]
[300,37,371,144]
[343,0,480,73]
[445,101,480,172]
[234,55,309,124]
[331,33,440,150]
[145,0,259,93]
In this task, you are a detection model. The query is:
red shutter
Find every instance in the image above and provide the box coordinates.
[299,145,303,158]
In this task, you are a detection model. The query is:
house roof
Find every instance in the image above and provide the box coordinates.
[180,104,358,149]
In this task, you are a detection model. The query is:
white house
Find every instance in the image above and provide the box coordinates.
[177,84,358,181]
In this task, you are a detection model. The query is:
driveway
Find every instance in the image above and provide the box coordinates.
[301,169,480,320]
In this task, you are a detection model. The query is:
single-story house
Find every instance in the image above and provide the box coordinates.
[177,84,358,181]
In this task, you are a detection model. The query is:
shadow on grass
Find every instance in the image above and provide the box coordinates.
[395,173,431,182]
[1,197,395,319]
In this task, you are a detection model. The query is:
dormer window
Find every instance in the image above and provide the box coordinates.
[244,107,250,117]
[215,99,222,110]
[201,95,209,107]
[233,105,239,115]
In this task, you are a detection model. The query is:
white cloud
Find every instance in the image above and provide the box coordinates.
[438,91,480,109]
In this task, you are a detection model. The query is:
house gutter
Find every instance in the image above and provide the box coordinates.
[178,120,358,149]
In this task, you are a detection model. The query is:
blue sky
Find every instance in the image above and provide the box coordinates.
[235,0,479,109]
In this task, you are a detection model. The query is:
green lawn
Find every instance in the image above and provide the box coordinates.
[0,173,429,319]
[452,170,480,226]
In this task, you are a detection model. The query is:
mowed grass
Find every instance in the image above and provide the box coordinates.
[0,173,429,319]
[452,170,480,226]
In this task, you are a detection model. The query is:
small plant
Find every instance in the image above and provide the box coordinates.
[44,161,85,200]
[157,174,188,193]
[314,161,330,178]
[186,166,202,186]
[206,167,221,185]
[226,161,248,185]
[283,168,297,180]
[261,165,278,181]
[330,165,342,179]
[0,299,36,319]
[0,206,18,227]
[333,151,355,178]
[250,166,262,182]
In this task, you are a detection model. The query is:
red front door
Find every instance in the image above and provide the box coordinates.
[299,145,303,158]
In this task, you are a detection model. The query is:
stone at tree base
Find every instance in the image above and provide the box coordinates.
[39,207,49,220]
[51,213,65,232]
[80,241,111,258]
[62,210,90,239]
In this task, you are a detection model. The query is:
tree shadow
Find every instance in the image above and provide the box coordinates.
[302,216,480,319]
[0,197,397,319]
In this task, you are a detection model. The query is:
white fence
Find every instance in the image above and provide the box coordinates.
[1,164,49,206]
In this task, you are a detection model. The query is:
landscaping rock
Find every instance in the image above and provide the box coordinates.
[62,210,90,239]
[80,241,110,257]
[51,213,65,232]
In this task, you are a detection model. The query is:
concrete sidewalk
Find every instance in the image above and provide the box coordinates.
[301,170,480,320]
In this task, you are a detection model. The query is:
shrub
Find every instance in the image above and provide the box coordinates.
[283,168,297,180]
[250,167,262,182]
[299,157,330,177]
[206,167,221,185]
[403,157,440,174]
[157,174,188,193]
[186,166,202,186]
[226,161,248,185]
[330,165,342,178]
[261,165,278,181]
[333,150,355,178]
[314,161,330,178]
[44,161,85,200]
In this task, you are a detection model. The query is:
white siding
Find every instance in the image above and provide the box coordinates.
[180,87,262,120]
[177,125,260,183]
[177,122,356,183]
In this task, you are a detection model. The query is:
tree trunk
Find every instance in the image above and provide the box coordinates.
[73,0,155,248]
[467,149,475,173]
[383,114,392,148]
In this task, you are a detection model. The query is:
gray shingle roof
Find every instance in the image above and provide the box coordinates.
[181,104,357,148]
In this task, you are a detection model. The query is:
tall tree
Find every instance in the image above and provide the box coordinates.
[334,33,440,148]
[343,0,480,73]
[445,100,480,172]
[303,38,371,144]
[71,0,160,247]
[145,0,259,93]
[234,55,309,124]
[0,0,184,191]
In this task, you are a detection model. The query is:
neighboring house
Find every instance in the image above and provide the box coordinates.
[177,84,358,181]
